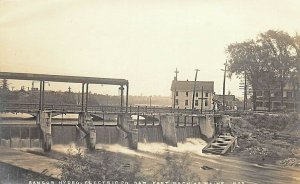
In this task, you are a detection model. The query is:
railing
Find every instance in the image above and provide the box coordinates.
[0,102,213,115]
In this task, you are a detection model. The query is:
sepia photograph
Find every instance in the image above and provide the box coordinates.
[0,0,300,183]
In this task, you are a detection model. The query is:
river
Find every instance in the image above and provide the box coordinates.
[1,114,300,184]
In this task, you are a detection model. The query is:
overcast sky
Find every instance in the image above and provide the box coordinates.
[0,0,299,97]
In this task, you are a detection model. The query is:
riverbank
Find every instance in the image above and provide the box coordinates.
[229,113,300,167]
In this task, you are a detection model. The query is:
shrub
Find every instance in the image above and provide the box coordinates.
[245,113,293,131]
[153,153,200,182]
[57,146,144,182]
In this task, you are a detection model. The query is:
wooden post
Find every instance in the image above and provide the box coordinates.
[29,127,31,148]
[39,81,43,110]
[268,90,271,112]
[152,115,155,126]
[173,68,179,109]
[137,106,140,126]
[244,71,247,111]
[191,116,194,126]
[120,85,124,112]
[9,127,11,148]
[192,69,200,110]
[126,82,129,113]
[42,81,45,111]
[222,60,228,111]
[103,114,105,125]
[200,86,204,114]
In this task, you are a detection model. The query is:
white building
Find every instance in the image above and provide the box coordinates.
[171,80,214,110]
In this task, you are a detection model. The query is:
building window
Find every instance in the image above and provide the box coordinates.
[283,91,287,98]
[287,91,293,98]
[264,91,269,97]
[256,102,263,107]
[175,99,179,105]
[186,92,189,97]
[274,102,281,107]
[257,91,263,97]
[205,92,209,97]
[264,102,270,108]
[205,100,208,106]
[175,91,178,96]
[195,100,198,106]
[196,92,198,97]
[185,100,188,106]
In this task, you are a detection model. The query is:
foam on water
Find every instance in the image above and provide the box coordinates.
[138,138,213,157]
[96,138,218,158]
[52,143,85,155]
[95,144,153,158]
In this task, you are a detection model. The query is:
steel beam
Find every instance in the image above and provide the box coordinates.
[85,83,89,112]
[0,72,127,86]
[81,83,85,112]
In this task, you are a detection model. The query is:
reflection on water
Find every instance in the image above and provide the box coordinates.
[0,115,117,125]
[0,112,33,119]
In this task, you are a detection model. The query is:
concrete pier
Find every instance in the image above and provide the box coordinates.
[78,112,96,151]
[118,115,139,149]
[160,114,178,147]
[199,114,215,140]
[37,111,52,152]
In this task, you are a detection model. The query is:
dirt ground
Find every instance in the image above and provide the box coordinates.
[229,113,300,167]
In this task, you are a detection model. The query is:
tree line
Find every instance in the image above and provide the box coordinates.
[226,30,300,111]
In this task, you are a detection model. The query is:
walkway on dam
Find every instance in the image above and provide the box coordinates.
[0,146,61,179]
[0,102,212,115]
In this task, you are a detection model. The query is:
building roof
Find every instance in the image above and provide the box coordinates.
[214,95,235,101]
[171,80,214,92]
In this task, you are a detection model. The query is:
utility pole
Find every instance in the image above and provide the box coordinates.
[200,86,204,114]
[120,85,124,111]
[173,68,179,108]
[268,90,271,112]
[222,60,228,111]
[244,71,247,111]
[32,81,34,90]
[192,69,200,110]
[280,68,284,109]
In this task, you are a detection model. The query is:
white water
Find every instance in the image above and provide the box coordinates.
[0,112,32,118]
[51,142,86,155]
[95,138,219,159]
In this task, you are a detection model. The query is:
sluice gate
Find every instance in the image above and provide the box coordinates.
[0,124,42,148]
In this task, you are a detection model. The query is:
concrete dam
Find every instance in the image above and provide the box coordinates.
[0,113,229,150]
[0,72,234,153]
